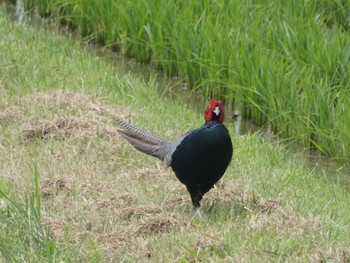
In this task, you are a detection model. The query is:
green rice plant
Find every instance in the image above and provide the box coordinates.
[15,0,350,161]
[4,0,17,4]
[36,0,51,17]
[329,89,350,161]
[317,0,350,30]
[23,0,35,11]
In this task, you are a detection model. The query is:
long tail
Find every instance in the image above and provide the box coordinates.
[116,119,168,160]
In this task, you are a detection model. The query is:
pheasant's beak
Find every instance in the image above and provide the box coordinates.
[213,106,220,116]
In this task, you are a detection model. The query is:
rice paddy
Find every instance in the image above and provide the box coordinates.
[9,0,350,162]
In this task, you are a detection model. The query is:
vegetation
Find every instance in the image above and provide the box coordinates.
[1,9,350,262]
[8,0,350,162]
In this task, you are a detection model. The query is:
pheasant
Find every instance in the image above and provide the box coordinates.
[117,99,233,212]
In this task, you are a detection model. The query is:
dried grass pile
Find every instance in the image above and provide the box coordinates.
[20,90,119,142]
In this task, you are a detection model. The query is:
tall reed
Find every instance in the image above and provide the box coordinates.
[19,0,350,162]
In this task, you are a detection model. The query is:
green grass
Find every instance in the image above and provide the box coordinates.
[1,10,350,262]
[14,0,350,162]
[0,162,59,262]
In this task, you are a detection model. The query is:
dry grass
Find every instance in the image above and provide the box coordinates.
[311,250,350,263]
[249,199,314,236]
[0,90,187,257]
[0,90,317,260]
[20,91,119,142]
[0,107,22,123]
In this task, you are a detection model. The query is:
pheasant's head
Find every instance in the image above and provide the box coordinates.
[205,99,225,123]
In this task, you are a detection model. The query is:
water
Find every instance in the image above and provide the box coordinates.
[15,0,24,24]
[6,0,350,188]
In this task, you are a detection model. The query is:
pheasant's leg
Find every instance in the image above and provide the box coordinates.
[195,207,205,220]
[185,184,206,219]
[186,184,202,209]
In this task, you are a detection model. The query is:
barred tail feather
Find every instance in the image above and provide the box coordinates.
[117,119,167,160]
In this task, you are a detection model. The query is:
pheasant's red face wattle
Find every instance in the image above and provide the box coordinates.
[205,99,225,123]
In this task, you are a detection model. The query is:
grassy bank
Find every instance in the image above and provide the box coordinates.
[1,10,350,262]
[10,0,350,162]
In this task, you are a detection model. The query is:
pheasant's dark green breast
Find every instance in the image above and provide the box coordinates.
[171,123,233,188]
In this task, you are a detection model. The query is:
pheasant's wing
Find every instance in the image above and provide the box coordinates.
[163,132,189,167]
